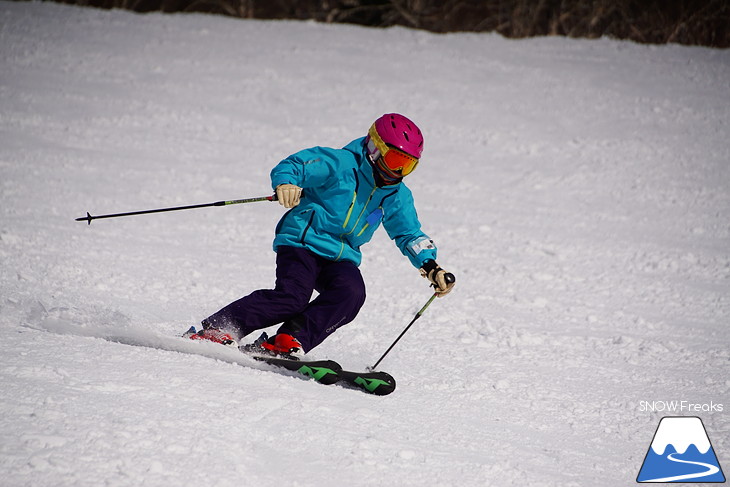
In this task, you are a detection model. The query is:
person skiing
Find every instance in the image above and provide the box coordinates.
[188,113,455,358]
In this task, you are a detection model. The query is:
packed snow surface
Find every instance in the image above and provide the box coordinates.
[1,2,729,486]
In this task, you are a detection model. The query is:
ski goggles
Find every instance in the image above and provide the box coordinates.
[367,125,420,177]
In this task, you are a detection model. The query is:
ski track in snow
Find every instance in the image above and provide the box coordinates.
[1,2,729,486]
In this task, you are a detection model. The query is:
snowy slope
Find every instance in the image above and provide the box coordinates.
[1,2,729,486]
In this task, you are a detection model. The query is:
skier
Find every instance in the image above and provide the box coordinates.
[188,113,455,358]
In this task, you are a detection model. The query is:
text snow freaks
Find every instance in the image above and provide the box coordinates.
[639,401,723,413]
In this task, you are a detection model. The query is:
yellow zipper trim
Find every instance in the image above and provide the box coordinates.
[346,188,376,236]
[342,192,357,229]
[356,223,370,237]
[336,187,377,260]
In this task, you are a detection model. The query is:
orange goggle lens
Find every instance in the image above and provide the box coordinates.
[368,125,419,177]
[381,148,419,176]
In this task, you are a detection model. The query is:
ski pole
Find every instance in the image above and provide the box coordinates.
[75,194,278,225]
[369,273,455,371]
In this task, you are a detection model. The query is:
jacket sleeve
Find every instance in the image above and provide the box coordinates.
[382,186,438,268]
[270,146,341,190]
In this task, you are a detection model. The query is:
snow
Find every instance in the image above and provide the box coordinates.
[1,2,729,486]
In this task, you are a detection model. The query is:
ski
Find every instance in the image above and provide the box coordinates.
[185,328,396,395]
[251,354,396,395]
[249,354,342,385]
[338,369,396,396]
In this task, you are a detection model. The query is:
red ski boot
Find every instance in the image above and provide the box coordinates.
[260,333,305,360]
[185,326,237,347]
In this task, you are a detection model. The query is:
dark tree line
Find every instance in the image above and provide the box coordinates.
[45,0,730,47]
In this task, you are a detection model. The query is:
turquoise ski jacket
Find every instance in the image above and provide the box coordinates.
[270,137,437,268]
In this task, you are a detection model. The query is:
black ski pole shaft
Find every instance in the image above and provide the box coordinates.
[369,273,455,371]
[75,194,278,225]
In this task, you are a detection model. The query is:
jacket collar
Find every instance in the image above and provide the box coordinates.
[346,137,403,189]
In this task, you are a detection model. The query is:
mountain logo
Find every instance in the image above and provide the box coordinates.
[637,416,726,483]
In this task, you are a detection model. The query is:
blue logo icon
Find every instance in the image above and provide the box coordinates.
[637,416,725,483]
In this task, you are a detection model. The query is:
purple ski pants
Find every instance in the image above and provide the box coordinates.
[203,246,366,352]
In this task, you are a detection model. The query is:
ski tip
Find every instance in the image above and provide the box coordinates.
[370,372,396,396]
[341,370,396,396]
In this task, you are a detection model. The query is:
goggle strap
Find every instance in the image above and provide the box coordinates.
[366,137,380,161]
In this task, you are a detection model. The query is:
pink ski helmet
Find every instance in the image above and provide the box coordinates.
[373,113,424,159]
[366,114,424,181]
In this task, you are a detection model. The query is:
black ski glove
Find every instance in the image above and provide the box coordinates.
[419,260,456,297]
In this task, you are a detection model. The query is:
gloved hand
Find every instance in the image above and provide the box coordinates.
[276,184,303,208]
[419,260,456,297]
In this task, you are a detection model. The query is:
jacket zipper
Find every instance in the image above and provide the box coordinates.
[336,186,377,260]
[300,210,315,244]
[356,190,396,236]
[342,192,357,229]
[342,168,360,229]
